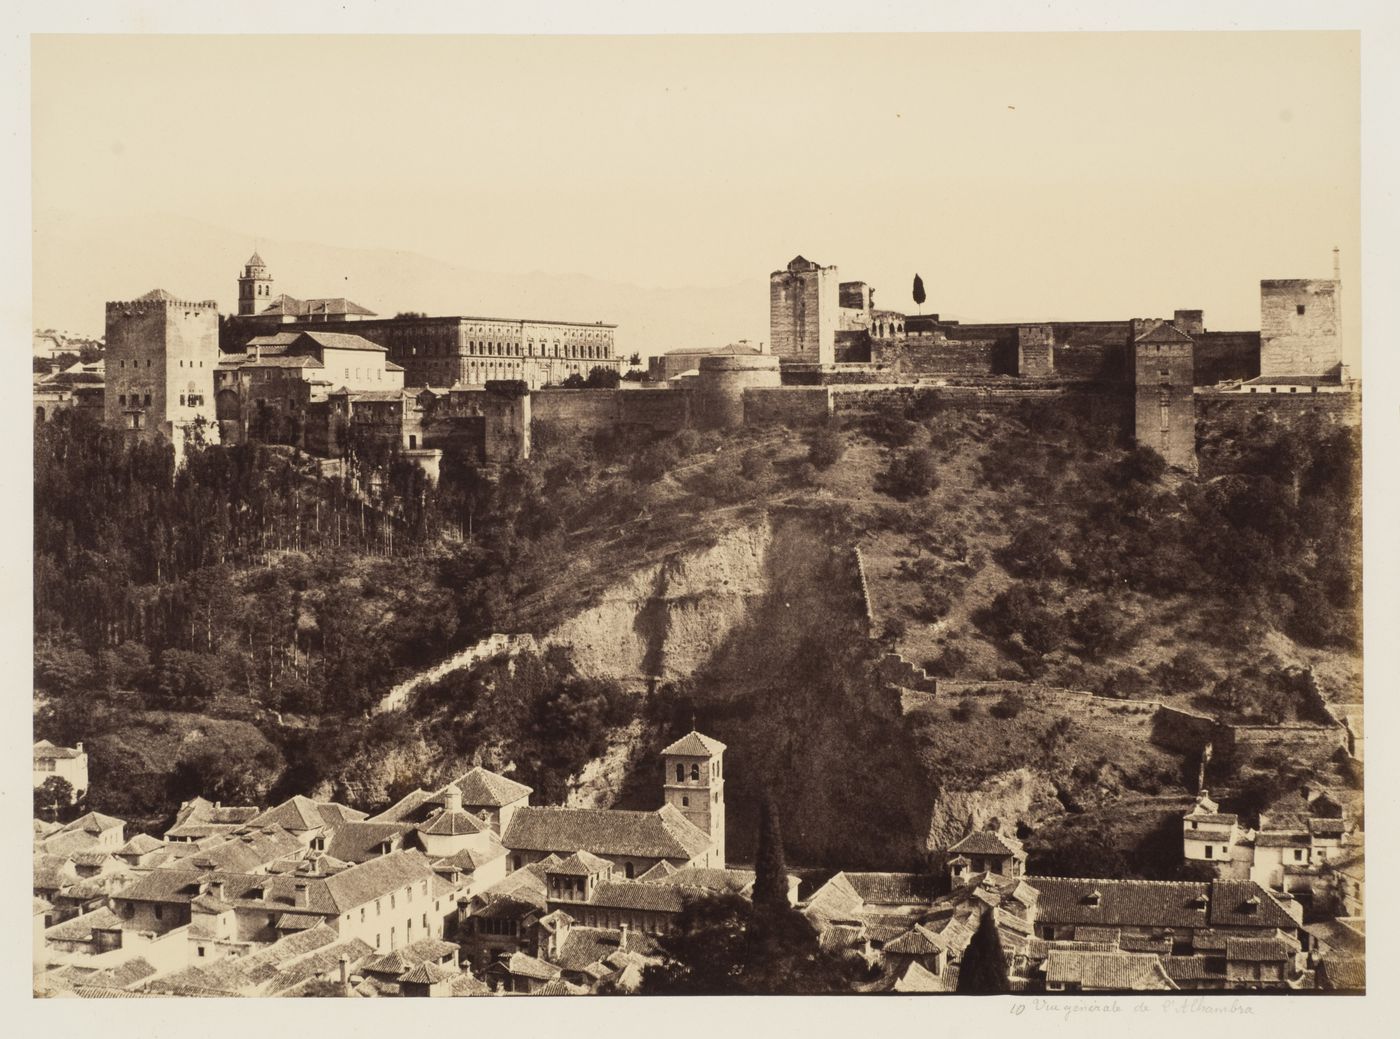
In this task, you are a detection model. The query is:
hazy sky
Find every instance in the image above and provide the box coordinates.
[32,32,1359,345]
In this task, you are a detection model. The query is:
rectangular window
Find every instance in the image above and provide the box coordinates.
[1205,846,1213,859]
[1297,305,1306,315]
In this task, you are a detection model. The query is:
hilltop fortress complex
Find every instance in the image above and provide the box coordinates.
[60,249,1358,474]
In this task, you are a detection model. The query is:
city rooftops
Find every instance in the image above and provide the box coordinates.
[34,739,85,760]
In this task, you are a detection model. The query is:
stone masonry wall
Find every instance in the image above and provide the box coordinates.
[743,387,833,426]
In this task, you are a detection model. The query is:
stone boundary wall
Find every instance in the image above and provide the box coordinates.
[853,546,875,636]
[743,386,833,426]
[877,652,937,692]
[932,680,1344,765]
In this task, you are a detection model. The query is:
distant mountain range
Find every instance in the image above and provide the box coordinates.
[33,210,769,360]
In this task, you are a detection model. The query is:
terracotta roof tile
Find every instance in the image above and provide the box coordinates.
[503,805,712,861]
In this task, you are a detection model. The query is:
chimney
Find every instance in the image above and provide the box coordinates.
[339,953,350,994]
[444,786,463,813]
[74,742,83,754]
[213,881,226,901]
[618,922,629,951]
[294,882,309,908]
[214,801,221,810]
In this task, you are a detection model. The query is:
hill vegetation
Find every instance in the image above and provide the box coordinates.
[33,395,1360,862]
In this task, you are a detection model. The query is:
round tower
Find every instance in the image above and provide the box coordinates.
[238,251,274,316]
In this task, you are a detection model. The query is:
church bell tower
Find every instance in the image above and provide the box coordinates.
[661,729,727,867]
[238,251,274,316]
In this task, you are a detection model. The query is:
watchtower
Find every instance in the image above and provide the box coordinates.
[104,288,221,445]
[238,251,274,317]
[661,730,727,867]
[1131,322,1196,472]
[1260,277,1341,378]
[770,256,839,366]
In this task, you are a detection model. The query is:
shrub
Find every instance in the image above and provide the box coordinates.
[989,691,1026,720]
[925,645,968,678]
[1003,522,1063,579]
[950,698,980,723]
[1153,649,1216,694]
[806,426,845,470]
[740,449,775,483]
[1100,666,1150,700]
[877,448,940,501]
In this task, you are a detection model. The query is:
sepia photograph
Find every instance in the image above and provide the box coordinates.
[18,10,1388,1021]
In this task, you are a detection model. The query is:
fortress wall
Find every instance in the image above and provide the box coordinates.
[617,389,692,432]
[1193,332,1261,386]
[531,389,622,433]
[1195,391,1361,437]
[874,336,1005,376]
[743,386,833,426]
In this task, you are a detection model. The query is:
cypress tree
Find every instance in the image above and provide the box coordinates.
[956,908,1011,994]
[753,793,790,910]
[912,273,927,314]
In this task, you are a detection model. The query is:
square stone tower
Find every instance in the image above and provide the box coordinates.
[1260,279,1341,377]
[661,730,727,867]
[770,256,839,365]
[105,289,221,444]
[1132,322,1197,472]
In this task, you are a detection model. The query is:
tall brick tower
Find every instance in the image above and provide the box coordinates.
[1131,322,1196,472]
[661,730,727,867]
[104,289,221,445]
[238,251,274,316]
[770,256,839,366]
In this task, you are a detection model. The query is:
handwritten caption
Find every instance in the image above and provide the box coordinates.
[1009,997,1257,1021]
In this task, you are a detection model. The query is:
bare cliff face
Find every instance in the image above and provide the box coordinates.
[543,522,774,683]
[922,768,1063,853]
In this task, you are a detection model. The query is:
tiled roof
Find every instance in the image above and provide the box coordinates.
[332,388,411,402]
[503,804,712,861]
[585,880,688,914]
[501,952,561,982]
[399,961,459,986]
[324,821,413,863]
[247,795,365,833]
[156,825,302,874]
[417,808,489,837]
[236,354,325,369]
[646,867,757,895]
[431,840,506,874]
[1026,877,1296,933]
[892,959,949,993]
[43,906,123,942]
[447,766,533,807]
[369,789,434,824]
[33,740,84,759]
[1163,954,1226,983]
[536,977,589,995]
[836,872,940,906]
[1186,813,1238,826]
[1318,957,1366,992]
[1134,323,1195,344]
[63,811,125,836]
[263,938,374,995]
[117,834,165,857]
[549,926,661,972]
[321,850,441,913]
[1043,950,1179,991]
[473,893,546,920]
[548,851,614,876]
[137,289,177,302]
[246,251,266,267]
[637,861,677,882]
[297,330,387,353]
[258,296,377,318]
[81,956,157,990]
[1255,832,1310,848]
[361,938,459,976]
[1305,920,1366,956]
[1225,937,1293,962]
[948,832,1024,857]
[661,730,727,757]
[450,972,490,996]
[884,925,943,956]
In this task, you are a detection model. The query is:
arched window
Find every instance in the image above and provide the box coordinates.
[690,764,700,782]
[675,763,684,783]
[624,862,634,879]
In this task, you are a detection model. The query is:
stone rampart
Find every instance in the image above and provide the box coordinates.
[743,386,833,426]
